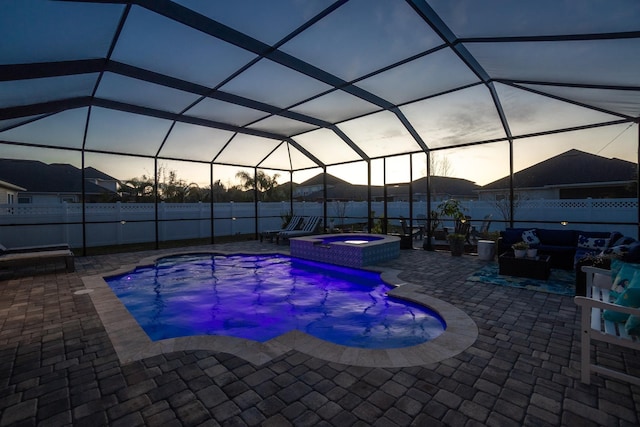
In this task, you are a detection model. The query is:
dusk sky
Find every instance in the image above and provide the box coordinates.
[0,0,638,188]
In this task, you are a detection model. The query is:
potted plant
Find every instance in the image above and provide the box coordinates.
[512,241,529,258]
[438,199,468,255]
[526,247,538,258]
[447,233,466,256]
[423,210,441,250]
[437,199,466,223]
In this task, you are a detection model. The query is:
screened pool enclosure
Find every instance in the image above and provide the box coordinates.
[0,1,639,253]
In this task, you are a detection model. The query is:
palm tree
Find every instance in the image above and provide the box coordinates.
[235,170,282,201]
[121,176,154,202]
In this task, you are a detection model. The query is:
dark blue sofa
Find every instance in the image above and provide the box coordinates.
[499,228,626,270]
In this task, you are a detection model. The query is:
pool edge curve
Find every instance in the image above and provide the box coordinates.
[81,250,478,368]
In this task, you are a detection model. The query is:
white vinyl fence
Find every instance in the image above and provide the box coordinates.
[0,198,636,249]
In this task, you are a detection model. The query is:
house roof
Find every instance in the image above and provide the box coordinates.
[296,173,479,200]
[481,149,637,190]
[297,174,351,188]
[0,159,117,194]
[412,176,480,197]
[0,179,26,192]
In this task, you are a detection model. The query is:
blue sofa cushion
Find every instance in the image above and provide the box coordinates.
[536,229,577,246]
[577,234,610,250]
[622,242,640,263]
[501,228,530,247]
[613,235,636,247]
[608,231,624,246]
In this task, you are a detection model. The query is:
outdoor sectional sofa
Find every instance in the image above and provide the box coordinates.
[499,227,636,270]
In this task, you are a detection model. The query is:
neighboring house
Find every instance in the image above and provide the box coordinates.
[0,179,26,204]
[478,149,637,201]
[410,176,480,202]
[0,159,119,203]
[293,174,352,199]
[294,173,480,202]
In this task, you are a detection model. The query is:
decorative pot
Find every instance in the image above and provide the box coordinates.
[449,240,465,256]
[527,248,538,258]
[514,249,526,258]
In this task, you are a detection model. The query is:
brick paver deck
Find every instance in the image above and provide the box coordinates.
[1,241,639,426]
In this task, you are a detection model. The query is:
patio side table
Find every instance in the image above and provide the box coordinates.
[498,252,551,280]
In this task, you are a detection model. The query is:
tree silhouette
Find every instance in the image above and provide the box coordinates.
[235,170,282,201]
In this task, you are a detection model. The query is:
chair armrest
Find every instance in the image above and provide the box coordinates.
[581,265,612,293]
[575,296,640,316]
[581,265,610,275]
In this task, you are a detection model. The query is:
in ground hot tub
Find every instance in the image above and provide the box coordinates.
[290,233,401,267]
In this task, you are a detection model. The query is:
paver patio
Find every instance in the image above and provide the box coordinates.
[1,241,639,426]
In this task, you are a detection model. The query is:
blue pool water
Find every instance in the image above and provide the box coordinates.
[106,254,445,349]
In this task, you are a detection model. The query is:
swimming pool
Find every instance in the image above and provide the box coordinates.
[106,253,445,349]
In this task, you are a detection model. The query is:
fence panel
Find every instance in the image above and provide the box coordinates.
[0,198,636,248]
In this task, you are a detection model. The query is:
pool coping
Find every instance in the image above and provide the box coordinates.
[81,250,478,368]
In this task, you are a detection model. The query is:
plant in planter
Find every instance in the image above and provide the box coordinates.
[422,210,441,250]
[447,233,467,256]
[438,199,468,255]
[512,241,529,258]
[437,199,466,223]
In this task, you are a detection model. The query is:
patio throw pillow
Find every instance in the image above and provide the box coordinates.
[603,270,640,322]
[626,315,640,336]
[612,235,636,247]
[610,259,640,296]
[603,244,633,258]
[521,229,540,246]
[603,287,640,323]
[577,235,610,250]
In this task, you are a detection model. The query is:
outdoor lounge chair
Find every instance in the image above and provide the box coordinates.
[451,217,472,244]
[0,242,70,254]
[277,216,322,244]
[260,216,303,243]
[400,218,422,240]
[0,245,75,272]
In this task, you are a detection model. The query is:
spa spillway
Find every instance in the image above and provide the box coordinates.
[290,233,401,267]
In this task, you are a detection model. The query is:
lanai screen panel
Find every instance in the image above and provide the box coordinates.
[0,108,89,150]
[95,74,201,114]
[184,98,269,128]
[355,49,480,106]
[290,90,380,125]
[495,83,625,137]
[219,59,332,109]
[0,1,122,64]
[112,6,257,88]
[400,86,507,149]
[292,128,363,165]
[248,116,319,137]
[174,0,335,46]
[160,123,234,162]
[338,111,422,158]
[429,0,640,37]
[259,143,318,172]
[280,0,443,82]
[0,74,99,109]
[215,134,282,166]
[85,108,173,156]
[518,85,640,119]
[466,40,640,89]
